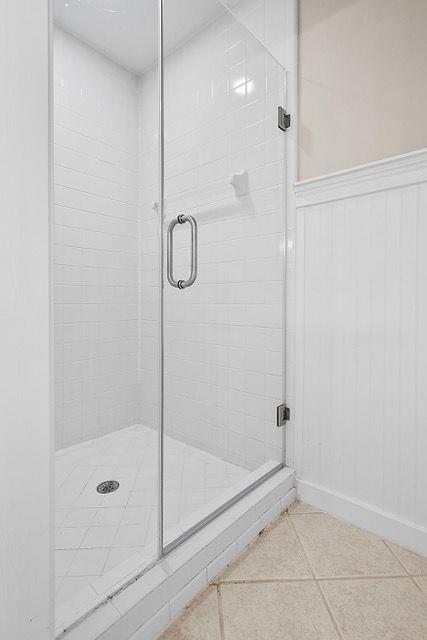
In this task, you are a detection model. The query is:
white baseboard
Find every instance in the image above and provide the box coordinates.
[297,479,427,557]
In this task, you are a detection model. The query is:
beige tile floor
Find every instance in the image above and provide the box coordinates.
[161,501,427,640]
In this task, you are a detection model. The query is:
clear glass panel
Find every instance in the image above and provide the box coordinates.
[161,0,286,546]
[52,0,160,623]
[52,0,285,624]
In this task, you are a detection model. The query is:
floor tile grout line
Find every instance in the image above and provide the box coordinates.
[63,462,139,579]
[218,573,415,586]
[98,484,150,577]
[319,573,420,581]
[316,579,346,640]
[413,576,427,596]
[287,513,345,640]
[219,577,316,585]
[216,584,226,640]
[56,426,244,588]
[285,514,316,581]
[287,511,322,515]
[56,431,248,618]
[286,505,322,515]
[55,547,80,581]
[381,538,424,590]
[160,509,427,638]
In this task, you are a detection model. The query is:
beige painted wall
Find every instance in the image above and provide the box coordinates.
[298,0,427,180]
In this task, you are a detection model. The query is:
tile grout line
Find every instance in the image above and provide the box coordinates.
[218,573,416,586]
[381,538,424,591]
[287,514,345,640]
[216,584,226,640]
[413,576,427,598]
[219,577,316,585]
[287,511,322,515]
[286,503,322,515]
[56,427,239,590]
[98,464,146,577]
[56,547,80,582]
[66,453,140,580]
[319,573,427,581]
[315,579,346,640]
[160,509,427,637]
[287,509,427,579]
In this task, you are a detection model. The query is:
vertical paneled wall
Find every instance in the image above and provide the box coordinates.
[294,151,427,545]
[53,29,140,448]
[139,12,286,469]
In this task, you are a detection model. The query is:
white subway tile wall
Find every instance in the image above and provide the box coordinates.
[54,29,140,448]
[54,9,286,469]
[221,0,287,67]
[138,13,286,470]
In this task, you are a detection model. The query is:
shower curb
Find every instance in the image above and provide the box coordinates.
[60,467,295,640]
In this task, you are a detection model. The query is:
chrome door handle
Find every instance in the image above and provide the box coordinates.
[166,214,198,289]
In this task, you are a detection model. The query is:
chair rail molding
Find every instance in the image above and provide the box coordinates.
[295,148,427,206]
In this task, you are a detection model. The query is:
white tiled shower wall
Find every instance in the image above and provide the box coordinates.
[221,0,287,67]
[138,11,286,469]
[54,3,288,468]
[54,29,140,448]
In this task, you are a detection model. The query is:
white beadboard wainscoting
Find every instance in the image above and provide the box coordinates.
[294,149,427,555]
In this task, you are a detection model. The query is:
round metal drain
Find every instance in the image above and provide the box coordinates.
[96,480,119,494]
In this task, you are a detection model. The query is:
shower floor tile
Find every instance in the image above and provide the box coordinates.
[54,424,249,607]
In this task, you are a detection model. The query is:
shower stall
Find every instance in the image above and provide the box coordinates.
[53,0,291,631]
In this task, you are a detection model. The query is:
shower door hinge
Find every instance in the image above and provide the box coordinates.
[278,106,291,131]
[276,403,290,427]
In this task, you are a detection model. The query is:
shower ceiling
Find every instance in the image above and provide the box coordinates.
[53,0,224,72]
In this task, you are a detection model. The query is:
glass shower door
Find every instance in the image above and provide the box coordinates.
[161,0,287,548]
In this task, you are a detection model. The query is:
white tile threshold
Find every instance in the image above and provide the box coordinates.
[57,466,295,640]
